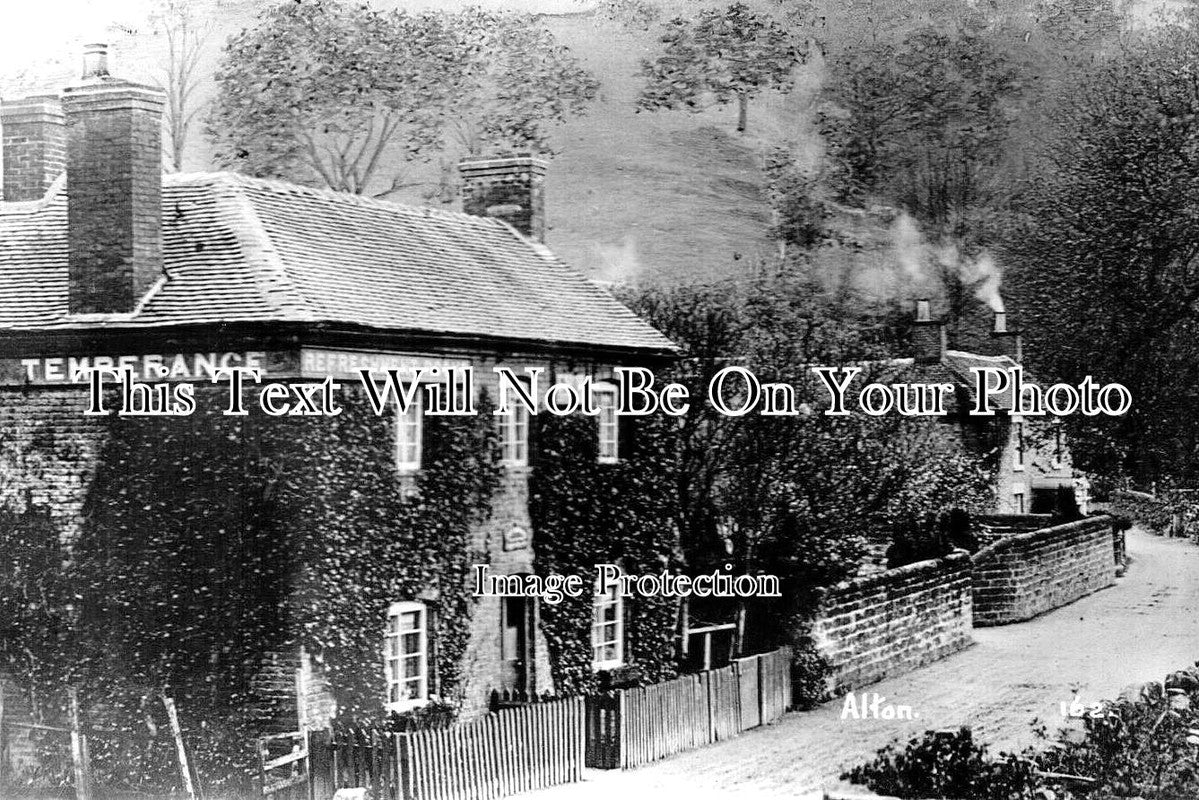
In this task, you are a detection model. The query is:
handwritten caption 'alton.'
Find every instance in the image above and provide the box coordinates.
[80,365,1132,418]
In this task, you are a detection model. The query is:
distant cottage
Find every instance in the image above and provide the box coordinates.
[902,299,1074,515]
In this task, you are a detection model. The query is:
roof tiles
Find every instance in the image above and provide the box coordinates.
[0,172,674,354]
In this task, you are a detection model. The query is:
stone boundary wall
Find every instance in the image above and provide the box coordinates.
[972,516,1118,626]
[976,514,1054,545]
[810,552,973,694]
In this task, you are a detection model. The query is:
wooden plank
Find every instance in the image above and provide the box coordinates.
[395,733,412,800]
[68,688,93,800]
[0,682,6,788]
[263,749,309,772]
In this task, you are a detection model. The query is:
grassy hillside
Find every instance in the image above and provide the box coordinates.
[2,2,811,286]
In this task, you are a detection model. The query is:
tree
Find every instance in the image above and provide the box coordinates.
[150,0,216,171]
[622,273,991,652]
[636,3,801,133]
[439,8,600,157]
[1005,22,1199,483]
[208,1,599,197]
[819,16,1019,238]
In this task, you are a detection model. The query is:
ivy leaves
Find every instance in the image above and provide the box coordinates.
[7,386,501,790]
[529,413,680,693]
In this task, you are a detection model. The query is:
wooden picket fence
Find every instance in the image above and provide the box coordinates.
[264,648,793,798]
[586,646,792,770]
[304,696,584,800]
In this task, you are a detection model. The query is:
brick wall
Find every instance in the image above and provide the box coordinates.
[972,516,1118,626]
[0,386,105,542]
[1,96,66,202]
[810,552,973,694]
[0,675,39,779]
[459,156,547,242]
[62,80,164,314]
[975,514,1054,545]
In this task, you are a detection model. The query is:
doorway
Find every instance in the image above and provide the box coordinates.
[500,595,533,693]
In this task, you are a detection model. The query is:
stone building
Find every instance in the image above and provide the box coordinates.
[0,47,674,743]
[907,299,1075,515]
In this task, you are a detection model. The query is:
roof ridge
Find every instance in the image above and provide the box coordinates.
[944,349,1012,362]
[207,176,320,321]
[167,170,512,229]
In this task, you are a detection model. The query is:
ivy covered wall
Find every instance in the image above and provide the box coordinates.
[1,385,502,791]
[529,413,680,693]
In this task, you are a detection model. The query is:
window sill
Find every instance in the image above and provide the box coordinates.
[592,659,624,672]
[386,698,429,714]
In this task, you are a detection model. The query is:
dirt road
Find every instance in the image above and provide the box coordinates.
[525,527,1199,799]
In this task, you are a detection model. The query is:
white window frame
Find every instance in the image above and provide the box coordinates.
[1013,483,1027,514]
[1051,422,1065,470]
[395,390,423,473]
[594,382,619,464]
[384,601,428,713]
[591,575,624,671]
[498,393,530,468]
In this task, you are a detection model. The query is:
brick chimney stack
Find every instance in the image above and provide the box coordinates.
[991,310,1023,362]
[912,298,946,364]
[459,155,547,242]
[61,44,165,314]
[1,95,66,201]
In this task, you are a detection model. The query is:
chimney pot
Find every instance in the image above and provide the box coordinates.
[81,43,110,80]
[915,298,931,322]
[990,310,1023,362]
[459,155,547,242]
[912,299,945,364]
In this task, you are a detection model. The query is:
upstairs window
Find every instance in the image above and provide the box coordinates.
[385,601,428,712]
[591,577,624,671]
[498,396,530,468]
[594,383,619,464]
[395,390,423,473]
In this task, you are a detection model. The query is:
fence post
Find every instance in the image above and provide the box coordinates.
[0,680,6,787]
[162,694,197,800]
[307,729,331,800]
[67,688,92,800]
[617,691,627,770]
[395,732,413,800]
[757,654,766,726]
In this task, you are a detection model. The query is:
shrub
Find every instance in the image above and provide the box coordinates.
[790,636,830,710]
[1108,490,1172,533]
[843,727,1039,800]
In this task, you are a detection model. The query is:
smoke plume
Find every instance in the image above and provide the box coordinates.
[888,212,1005,312]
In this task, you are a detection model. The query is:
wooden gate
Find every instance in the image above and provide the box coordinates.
[258,730,309,800]
[737,655,762,729]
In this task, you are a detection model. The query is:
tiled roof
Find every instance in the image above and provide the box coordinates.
[0,172,675,354]
[880,350,1020,413]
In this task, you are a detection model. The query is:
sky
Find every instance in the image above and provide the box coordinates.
[0,0,592,82]
[0,0,1184,90]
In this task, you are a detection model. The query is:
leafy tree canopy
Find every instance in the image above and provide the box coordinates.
[208,1,599,195]
[1006,22,1199,483]
[636,2,802,133]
